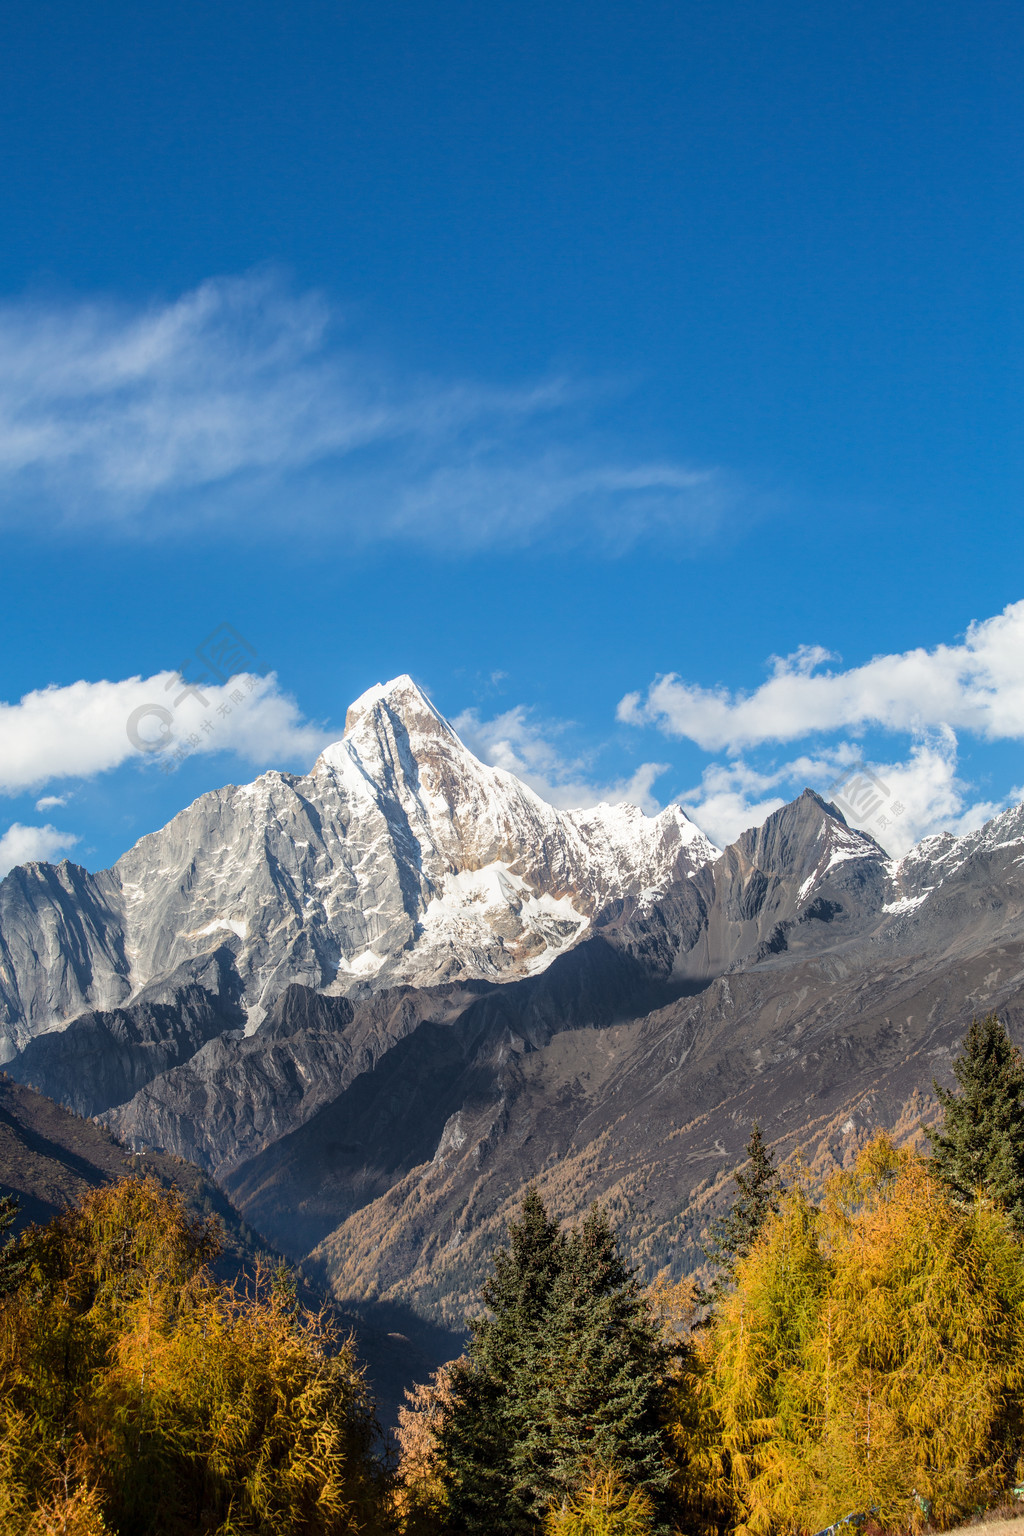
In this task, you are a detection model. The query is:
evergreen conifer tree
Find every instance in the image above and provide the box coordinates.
[927,1012,1024,1230]
[536,1207,672,1516]
[439,1192,673,1534]
[700,1123,784,1296]
[439,1188,566,1534]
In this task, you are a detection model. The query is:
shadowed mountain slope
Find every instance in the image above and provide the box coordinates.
[0,1072,457,1424]
[0,1069,273,1279]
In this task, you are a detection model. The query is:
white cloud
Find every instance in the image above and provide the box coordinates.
[856,730,1007,855]
[674,745,863,847]
[620,604,1024,853]
[34,792,70,811]
[0,823,80,878]
[0,671,331,795]
[0,271,726,550]
[452,705,669,813]
[675,762,789,848]
[619,601,1024,750]
[676,731,1011,857]
[454,698,1010,853]
[384,456,727,554]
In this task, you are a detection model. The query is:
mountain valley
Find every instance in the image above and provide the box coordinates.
[2,676,1023,1339]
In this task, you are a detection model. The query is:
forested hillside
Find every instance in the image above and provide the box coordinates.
[2,1013,1024,1534]
[0,1071,452,1428]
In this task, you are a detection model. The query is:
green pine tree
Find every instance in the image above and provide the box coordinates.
[439,1192,674,1533]
[927,1012,1024,1230]
[536,1206,672,1520]
[439,1187,566,1534]
[700,1122,784,1296]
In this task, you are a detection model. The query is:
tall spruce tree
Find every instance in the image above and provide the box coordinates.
[927,1012,1024,1231]
[536,1206,672,1518]
[439,1188,566,1534]
[439,1192,673,1534]
[700,1122,784,1296]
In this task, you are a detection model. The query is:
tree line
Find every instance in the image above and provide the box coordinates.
[0,1011,1022,1533]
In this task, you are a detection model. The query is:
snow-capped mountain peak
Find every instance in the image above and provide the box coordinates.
[886,800,1024,903]
[326,673,454,757]
[0,676,720,1052]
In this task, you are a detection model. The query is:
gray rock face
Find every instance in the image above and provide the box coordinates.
[90,784,1024,1189]
[224,790,1024,1320]
[12,947,246,1118]
[0,675,718,1058]
[102,979,494,1177]
[0,861,132,1050]
[685,789,890,977]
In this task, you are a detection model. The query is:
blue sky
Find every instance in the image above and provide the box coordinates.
[1,0,1023,874]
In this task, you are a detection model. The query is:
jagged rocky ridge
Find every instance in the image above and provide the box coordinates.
[3,676,1024,1328]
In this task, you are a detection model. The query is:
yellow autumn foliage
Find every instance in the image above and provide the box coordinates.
[0,1178,390,1535]
[394,1361,462,1534]
[544,1463,657,1535]
[684,1136,1024,1536]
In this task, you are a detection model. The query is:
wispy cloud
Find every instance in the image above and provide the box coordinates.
[452,698,1007,853]
[34,792,71,811]
[453,704,669,813]
[0,823,80,879]
[0,271,727,550]
[0,671,330,795]
[675,761,790,848]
